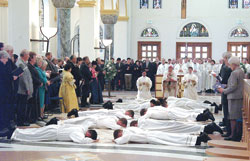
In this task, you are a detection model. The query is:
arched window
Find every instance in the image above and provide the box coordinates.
[230,27,249,37]
[141,27,159,38]
[180,22,209,37]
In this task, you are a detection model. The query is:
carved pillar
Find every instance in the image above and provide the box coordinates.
[52,0,75,58]
[0,0,8,44]
[101,10,118,60]
[181,0,187,19]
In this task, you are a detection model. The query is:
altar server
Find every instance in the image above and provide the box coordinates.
[183,67,198,100]
[136,70,152,100]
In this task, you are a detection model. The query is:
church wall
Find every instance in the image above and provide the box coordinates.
[0,6,8,44]
[114,21,128,60]
[128,0,250,62]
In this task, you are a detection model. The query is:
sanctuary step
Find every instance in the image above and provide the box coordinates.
[204,157,249,161]
[205,148,250,160]
[207,140,247,150]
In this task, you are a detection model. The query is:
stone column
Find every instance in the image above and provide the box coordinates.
[52,0,75,58]
[78,0,98,61]
[0,0,8,44]
[101,10,118,60]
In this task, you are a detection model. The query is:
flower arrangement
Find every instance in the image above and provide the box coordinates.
[104,60,117,81]
[240,63,247,73]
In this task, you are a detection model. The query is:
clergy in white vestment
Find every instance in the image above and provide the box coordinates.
[58,115,128,130]
[162,65,177,97]
[136,70,152,100]
[11,124,97,143]
[192,59,201,92]
[113,127,211,146]
[77,109,134,120]
[156,58,166,75]
[198,59,206,92]
[140,106,215,122]
[207,60,219,90]
[174,59,186,74]
[130,119,223,134]
[183,67,198,100]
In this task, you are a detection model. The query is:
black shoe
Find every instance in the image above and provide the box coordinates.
[219,122,225,127]
[23,122,30,126]
[196,113,208,121]
[7,127,16,139]
[222,133,231,137]
[204,100,212,104]
[116,99,123,103]
[67,109,79,118]
[204,111,215,121]
[211,102,217,106]
[218,104,222,111]
[196,132,211,145]
[224,137,233,141]
[204,122,223,134]
[46,117,59,126]
[0,128,10,137]
[203,109,209,114]
[103,101,113,110]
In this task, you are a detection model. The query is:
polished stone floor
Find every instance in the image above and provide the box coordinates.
[0,91,223,161]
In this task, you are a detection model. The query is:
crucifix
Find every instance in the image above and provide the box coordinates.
[181,0,187,19]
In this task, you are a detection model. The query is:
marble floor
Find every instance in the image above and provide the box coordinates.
[0,91,223,161]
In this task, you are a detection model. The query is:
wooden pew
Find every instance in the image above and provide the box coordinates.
[205,79,250,160]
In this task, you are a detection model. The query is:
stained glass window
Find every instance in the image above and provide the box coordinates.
[229,0,238,8]
[140,0,149,9]
[231,28,249,37]
[243,0,250,8]
[179,22,209,37]
[141,27,159,37]
[153,0,162,9]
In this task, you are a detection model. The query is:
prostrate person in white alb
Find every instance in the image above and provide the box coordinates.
[130,119,222,134]
[11,124,98,144]
[136,70,152,100]
[162,65,177,97]
[183,67,198,100]
[46,114,128,130]
[113,127,211,146]
[140,105,215,122]
[67,108,134,120]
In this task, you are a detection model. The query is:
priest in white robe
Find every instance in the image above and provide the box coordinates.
[136,70,152,100]
[162,65,178,97]
[11,124,97,143]
[183,67,198,100]
[192,59,201,92]
[113,127,210,146]
[140,106,215,122]
[130,119,222,134]
[156,58,166,75]
[198,60,206,92]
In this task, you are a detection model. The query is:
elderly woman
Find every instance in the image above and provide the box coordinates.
[218,56,245,141]
[0,51,18,133]
[36,57,50,119]
[59,64,79,113]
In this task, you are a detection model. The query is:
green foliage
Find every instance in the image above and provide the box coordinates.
[104,60,117,81]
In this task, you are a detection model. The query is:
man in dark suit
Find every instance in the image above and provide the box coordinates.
[96,58,105,91]
[80,56,92,107]
[142,58,156,90]
[115,58,124,90]
[27,52,42,123]
[67,55,82,100]
[124,58,133,90]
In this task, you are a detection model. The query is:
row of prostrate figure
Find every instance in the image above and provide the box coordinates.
[2,97,224,146]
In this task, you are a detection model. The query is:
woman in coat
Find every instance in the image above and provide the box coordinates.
[36,57,50,119]
[218,56,245,140]
[59,64,79,113]
[90,61,103,104]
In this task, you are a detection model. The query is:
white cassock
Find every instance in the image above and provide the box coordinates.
[205,63,212,90]
[183,73,198,100]
[136,76,152,100]
[207,64,219,90]
[78,109,131,120]
[162,70,178,97]
[192,63,201,92]
[59,115,122,130]
[156,63,166,75]
[167,96,214,112]
[11,124,93,144]
[138,118,204,134]
[174,64,186,75]
[198,63,206,91]
[114,127,197,146]
[141,106,199,122]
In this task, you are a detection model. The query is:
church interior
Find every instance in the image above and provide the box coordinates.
[0,0,250,161]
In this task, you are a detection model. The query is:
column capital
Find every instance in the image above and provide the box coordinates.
[0,0,8,7]
[100,9,119,16]
[51,0,76,9]
[101,13,118,25]
[77,0,96,7]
